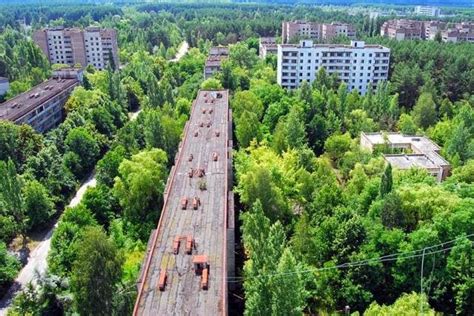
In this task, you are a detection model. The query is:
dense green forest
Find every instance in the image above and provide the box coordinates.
[0,2,472,315]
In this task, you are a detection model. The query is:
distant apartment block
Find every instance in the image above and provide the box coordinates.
[0,77,9,96]
[442,23,474,43]
[277,40,390,95]
[414,6,440,17]
[33,26,119,70]
[381,20,474,43]
[360,132,451,182]
[322,23,357,40]
[282,21,356,43]
[259,37,278,58]
[0,68,82,133]
[204,46,229,79]
[380,19,424,40]
[423,20,447,40]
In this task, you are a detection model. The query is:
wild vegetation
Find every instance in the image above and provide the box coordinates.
[0,2,472,315]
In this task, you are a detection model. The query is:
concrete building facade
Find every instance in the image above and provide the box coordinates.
[414,6,441,17]
[380,19,424,40]
[277,40,390,94]
[259,37,278,58]
[360,132,451,182]
[381,20,474,42]
[33,26,119,70]
[282,21,356,43]
[204,46,229,79]
[0,69,81,133]
[442,23,474,43]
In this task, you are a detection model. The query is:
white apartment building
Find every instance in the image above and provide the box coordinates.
[277,40,390,95]
[414,6,440,17]
[33,26,119,70]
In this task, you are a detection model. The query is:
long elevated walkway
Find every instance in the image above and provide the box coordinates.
[133,90,234,315]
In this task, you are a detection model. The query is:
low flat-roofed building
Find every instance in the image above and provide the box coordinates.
[204,46,228,79]
[259,37,278,58]
[360,132,451,181]
[0,75,80,132]
[0,77,9,96]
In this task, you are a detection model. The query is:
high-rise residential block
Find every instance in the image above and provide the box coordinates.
[204,46,229,79]
[414,6,441,17]
[259,37,278,58]
[380,19,424,40]
[0,68,82,133]
[277,40,390,95]
[381,20,474,43]
[282,21,356,43]
[33,26,119,70]
[441,23,474,43]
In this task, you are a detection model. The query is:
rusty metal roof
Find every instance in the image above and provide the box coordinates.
[133,90,231,316]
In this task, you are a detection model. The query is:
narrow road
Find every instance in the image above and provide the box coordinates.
[170,41,189,62]
[0,108,142,315]
[0,175,96,315]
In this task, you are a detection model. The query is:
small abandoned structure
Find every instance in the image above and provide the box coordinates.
[360,132,451,181]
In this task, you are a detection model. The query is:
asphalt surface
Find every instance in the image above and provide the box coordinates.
[0,175,97,315]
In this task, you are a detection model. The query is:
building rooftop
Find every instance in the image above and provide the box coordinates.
[361,132,450,171]
[134,90,231,315]
[260,37,277,44]
[385,154,440,170]
[209,46,229,56]
[39,26,116,36]
[0,78,78,122]
[280,40,389,50]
